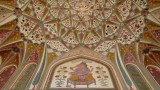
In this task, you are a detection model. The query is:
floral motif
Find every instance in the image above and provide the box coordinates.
[55,66,68,87]
[95,67,108,86]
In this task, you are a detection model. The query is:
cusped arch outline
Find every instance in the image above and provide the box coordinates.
[40,47,125,90]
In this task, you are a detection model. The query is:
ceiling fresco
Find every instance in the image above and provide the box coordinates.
[0,0,160,90]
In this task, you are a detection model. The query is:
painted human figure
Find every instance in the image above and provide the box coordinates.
[70,62,93,81]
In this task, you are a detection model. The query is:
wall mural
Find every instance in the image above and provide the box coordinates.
[49,58,116,89]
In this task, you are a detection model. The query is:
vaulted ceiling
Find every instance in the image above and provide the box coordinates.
[0,0,159,54]
[0,0,160,89]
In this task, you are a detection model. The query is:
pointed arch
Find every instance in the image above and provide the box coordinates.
[0,65,17,89]
[11,63,37,90]
[40,47,123,90]
[146,65,160,86]
[126,64,152,90]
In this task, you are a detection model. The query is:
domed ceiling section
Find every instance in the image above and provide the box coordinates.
[0,0,160,90]
[0,0,156,54]
[0,0,159,54]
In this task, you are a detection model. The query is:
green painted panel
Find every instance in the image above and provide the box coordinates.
[12,64,36,90]
[126,64,150,90]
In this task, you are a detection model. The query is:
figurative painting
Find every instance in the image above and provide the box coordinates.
[49,58,115,89]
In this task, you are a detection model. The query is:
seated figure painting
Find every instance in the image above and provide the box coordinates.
[67,62,96,88]
[50,58,115,89]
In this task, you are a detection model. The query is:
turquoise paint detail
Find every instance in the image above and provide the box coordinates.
[32,51,46,85]
[116,52,132,86]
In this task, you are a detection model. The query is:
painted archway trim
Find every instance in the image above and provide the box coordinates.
[51,47,112,63]
[126,63,152,90]
[9,63,37,89]
[0,64,17,89]
[11,63,37,90]
[47,57,118,90]
[40,47,125,90]
[146,65,160,86]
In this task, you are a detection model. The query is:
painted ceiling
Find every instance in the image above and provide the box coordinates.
[0,0,160,89]
[0,0,159,53]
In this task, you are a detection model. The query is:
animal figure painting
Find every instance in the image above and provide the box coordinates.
[50,58,115,89]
